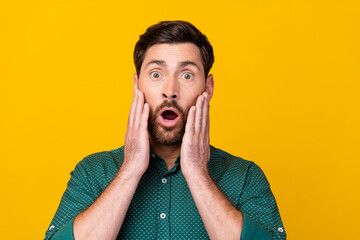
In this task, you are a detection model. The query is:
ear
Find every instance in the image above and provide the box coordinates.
[133,73,139,95]
[205,74,214,101]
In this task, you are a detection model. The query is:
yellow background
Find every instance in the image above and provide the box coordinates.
[1,0,359,239]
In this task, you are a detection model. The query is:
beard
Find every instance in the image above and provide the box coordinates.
[148,100,186,145]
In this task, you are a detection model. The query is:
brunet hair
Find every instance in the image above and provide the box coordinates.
[133,20,214,78]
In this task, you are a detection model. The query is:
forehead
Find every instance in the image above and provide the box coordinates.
[142,43,203,69]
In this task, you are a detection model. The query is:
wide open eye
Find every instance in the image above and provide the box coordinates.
[182,72,194,80]
[150,71,161,79]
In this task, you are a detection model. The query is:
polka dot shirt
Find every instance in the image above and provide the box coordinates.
[45,145,286,239]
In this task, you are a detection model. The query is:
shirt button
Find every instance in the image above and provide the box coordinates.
[278,227,284,233]
[161,178,167,184]
[160,213,166,219]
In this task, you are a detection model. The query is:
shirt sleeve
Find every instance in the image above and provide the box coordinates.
[44,158,96,240]
[237,162,286,240]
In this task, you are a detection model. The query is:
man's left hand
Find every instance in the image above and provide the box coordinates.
[180,92,211,176]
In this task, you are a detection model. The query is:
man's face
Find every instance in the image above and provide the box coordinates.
[136,43,212,145]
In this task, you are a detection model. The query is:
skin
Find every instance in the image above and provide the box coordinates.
[134,43,213,170]
[73,43,243,240]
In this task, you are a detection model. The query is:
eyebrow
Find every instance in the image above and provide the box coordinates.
[145,60,200,70]
[146,60,166,67]
[179,61,200,70]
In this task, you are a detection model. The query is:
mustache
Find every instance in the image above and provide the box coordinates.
[154,100,185,117]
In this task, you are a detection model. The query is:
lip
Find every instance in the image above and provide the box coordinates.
[158,107,180,128]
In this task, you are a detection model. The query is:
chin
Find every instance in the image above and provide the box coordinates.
[149,124,185,145]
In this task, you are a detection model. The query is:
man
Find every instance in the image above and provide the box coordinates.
[45,21,286,240]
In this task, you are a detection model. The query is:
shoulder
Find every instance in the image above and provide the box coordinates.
[209,146,271,203]
[209,145,261,175]
[209,145,267,185]
[78,146,125,169]
[209,146,267,202]
[72,146,125,189]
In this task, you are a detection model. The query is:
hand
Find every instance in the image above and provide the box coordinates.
[180,92,211,176]
[122,89,150,178]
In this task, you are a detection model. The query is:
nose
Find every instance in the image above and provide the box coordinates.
[162,78,178,100]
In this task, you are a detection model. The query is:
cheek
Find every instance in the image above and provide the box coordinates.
[184,91,201,107]
[179,96,198,118]
[141,89,153,104]
[139,82,161,103]
[142,92,159,113]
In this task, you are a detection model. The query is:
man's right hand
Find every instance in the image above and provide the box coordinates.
[122,89,150,178]
[73,89,150,240]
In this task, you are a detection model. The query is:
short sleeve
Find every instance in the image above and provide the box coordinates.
[237,162,286,239]
[44,159,96,240]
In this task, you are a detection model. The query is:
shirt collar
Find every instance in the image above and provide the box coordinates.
[150,151,181,176]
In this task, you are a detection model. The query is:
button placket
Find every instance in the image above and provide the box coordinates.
[157,174,171,239]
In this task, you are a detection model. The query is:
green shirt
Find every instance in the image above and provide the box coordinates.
[45,145,286,239]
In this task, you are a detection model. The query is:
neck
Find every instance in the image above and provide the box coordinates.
[150,138,181,170]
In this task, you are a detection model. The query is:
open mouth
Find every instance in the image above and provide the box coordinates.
[159,108,180,127]
[161,110,178,121]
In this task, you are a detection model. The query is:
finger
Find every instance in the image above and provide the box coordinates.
[185,106,196,136]
[203,92,210,135]
[128,89,139,128]
[140,103,150,131]
[201,93,210,137]
[133,91,144,128]
[195,95,203,135]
